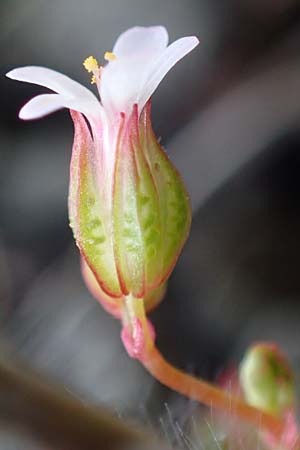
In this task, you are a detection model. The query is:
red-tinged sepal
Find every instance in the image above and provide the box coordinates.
[69,110,122,297]
[81,257,122,318]
[113,102,191,298]
[113,111,146,296]
[139,101,191,285]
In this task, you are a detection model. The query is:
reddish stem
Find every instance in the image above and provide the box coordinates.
[142,345,285,439]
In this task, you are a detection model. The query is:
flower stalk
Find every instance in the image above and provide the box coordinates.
[120,296,287,442]
[143,348,285,437]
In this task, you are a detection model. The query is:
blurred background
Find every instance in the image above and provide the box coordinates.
[1,0,300,448]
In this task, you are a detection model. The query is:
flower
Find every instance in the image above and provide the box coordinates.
[6,26,199,315]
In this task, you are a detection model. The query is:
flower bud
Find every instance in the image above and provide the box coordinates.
[239,342,295,416]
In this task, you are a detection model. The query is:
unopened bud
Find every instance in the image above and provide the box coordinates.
[239,343,295,416]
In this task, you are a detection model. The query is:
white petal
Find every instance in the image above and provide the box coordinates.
[19,93,95,120]
[100,58,149,116]
[100,31,199,116]
[100,27,169,116]
[113,26,168,58]
[6,66,102,120]
[19,94,65,119]
[139,36,199,110]
[7,66,93,99]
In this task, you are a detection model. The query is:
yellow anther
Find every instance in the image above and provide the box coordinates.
[104,51,117,62]
[83,56,99,73]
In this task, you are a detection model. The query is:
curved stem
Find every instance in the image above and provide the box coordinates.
[122,296,285,440]
[142,345,285,439]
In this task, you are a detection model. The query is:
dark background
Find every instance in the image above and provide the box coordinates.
[1,0,300,446]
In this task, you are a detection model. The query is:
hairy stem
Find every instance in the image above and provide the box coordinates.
[122,296,287,441]
[142,345,285,438]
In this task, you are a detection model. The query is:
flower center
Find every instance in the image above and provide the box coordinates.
[83,52,117,86]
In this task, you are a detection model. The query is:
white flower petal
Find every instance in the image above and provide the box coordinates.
[6,66,102,120]
[139,36,199,110]
[113,26,168,58]
[7,66,92,99]
[100,59,148,116]
[7,28,199,122]
[100,31,199,116]
[19,94,65,120]
[100,27,169,116]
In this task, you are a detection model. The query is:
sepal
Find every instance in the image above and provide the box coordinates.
[69,110,122,297]
[112,102,191,297]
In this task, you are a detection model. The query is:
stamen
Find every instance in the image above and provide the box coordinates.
[83,56,99,73]
[83,56,102,85]
[104,51,117,62]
